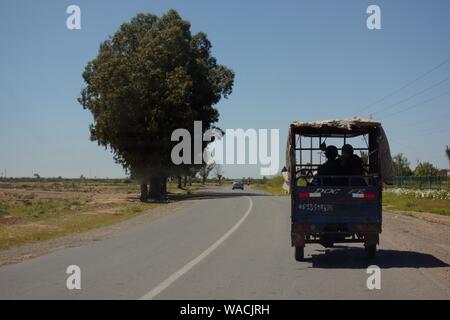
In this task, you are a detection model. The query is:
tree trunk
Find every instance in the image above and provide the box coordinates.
[162,177,167,194]
[140,183,148,202]
[189,176,192,186]
[177,176,182,188]
[183,176,187,187]
[149,176,167,199]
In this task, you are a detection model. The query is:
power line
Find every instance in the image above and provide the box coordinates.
[392,126,450,138]
[388,127,450,158]
[351,56,450,116]
[372,75,450,116]
[386,113,450,130]
[384,114,450,134]
[389,138,445,159]
[380,89,450,119]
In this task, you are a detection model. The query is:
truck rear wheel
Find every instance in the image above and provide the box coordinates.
[295,246,305,261]
[366,244,376,259]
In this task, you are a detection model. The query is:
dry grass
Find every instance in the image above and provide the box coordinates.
[0,179,198,250]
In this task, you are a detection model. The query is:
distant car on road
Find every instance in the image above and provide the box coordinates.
[232,180,244,190]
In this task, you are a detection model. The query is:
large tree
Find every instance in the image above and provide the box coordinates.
[79,10,234,200]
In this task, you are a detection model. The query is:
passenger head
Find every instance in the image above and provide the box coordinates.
[325,145,338,160]
[342,144,354,159]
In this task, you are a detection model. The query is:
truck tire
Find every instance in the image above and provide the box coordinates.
[366,244,376,259]
[295,246,305,261]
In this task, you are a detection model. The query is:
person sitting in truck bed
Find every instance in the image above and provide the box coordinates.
[340,144,363,175]
[316,145,341,186]
[340,144,366,186]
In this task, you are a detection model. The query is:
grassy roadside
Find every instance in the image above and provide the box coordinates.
[256,176,450,217]
[0,180,203,251]
[382,191,450,216]
[252,176,287,196]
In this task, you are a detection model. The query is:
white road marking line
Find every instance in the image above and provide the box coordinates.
[139,196,254,300]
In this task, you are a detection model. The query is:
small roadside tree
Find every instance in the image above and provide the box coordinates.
[214,165,223,184]
[446,146,450,167]
[392,153,413,176]
[414,161,439,176]
[198,162,216,185]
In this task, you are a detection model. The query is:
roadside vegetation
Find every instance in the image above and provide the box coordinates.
[253,176,287,196]
[0,179,203,250]
[383,188,450,216]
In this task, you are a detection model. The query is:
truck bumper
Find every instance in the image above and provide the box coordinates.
[291,223,381,247]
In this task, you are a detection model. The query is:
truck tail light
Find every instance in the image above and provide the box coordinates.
[298,192,321,198]
[352,193,376,199]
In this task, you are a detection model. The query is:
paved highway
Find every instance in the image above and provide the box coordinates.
[0,187,449,299]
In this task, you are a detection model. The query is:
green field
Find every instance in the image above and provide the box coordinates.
[382,191,450,216]
[253,176,287,196]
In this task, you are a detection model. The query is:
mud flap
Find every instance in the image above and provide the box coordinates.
[364,233,379,247]
[291,224,305,247]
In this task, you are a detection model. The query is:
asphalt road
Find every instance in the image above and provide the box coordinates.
[0,187,449,299]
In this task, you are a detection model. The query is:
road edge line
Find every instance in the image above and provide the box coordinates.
[139,196,253,300]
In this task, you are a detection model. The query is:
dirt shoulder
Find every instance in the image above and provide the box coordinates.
[383,210,450,286]
[383,206,450,227]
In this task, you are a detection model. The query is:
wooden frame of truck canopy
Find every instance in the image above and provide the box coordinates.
[286,119,394,260]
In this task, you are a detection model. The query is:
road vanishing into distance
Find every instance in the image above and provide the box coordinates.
[0,187,449,299]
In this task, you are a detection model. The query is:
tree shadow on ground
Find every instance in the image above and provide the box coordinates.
[303,247,449,269]
[168,190,267,202]
[132,189,268,203]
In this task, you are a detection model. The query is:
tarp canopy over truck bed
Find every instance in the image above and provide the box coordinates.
[285,117,394,184]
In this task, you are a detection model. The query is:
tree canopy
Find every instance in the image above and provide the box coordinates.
[414,161,440,176]
[78,10,234,199]
[392,153,412,176]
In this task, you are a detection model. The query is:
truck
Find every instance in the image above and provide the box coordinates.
[285,118,394,261]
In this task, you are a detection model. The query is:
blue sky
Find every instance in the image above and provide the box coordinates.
[1,0,449,178]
